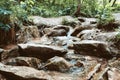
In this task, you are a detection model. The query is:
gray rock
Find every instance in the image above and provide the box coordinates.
[96,32,119,41]
[46,25,70,37]
[0,63,52,80]
[44,56,72,72]
[113,13,120,21]
[28,16,77,27]
[108,68,120,80]
[78,17,98,28]
[72,40,112,59]
[2,57,41,69]
[18,44,67,61]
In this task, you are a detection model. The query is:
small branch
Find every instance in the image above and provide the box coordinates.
[86,63,101,80]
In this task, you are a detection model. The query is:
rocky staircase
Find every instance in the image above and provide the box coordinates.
[0,15,120,80]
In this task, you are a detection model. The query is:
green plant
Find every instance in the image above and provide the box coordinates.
[0,8,12,31]
[0,23,11,31]
[97,3,115,25]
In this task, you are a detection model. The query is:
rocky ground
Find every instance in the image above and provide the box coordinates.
[0,14,120,80]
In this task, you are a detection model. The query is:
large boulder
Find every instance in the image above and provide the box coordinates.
[0,63,52,80]
[77,30,119,43]
[72,40,112,59]
[96,32,119,41]
[44,56,72,72]
[2,57,41,69]
[18,44,67,61]
[28,16,77,27]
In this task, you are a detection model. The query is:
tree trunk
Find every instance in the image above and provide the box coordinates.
[74,0,81,17]
[112,0,116,6]
[109,0,112,2]
[0,27,15,45]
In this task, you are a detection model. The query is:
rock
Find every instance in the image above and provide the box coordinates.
[1,46,19,61]
[18,44,67,61]
[47,29,67,37]
[0,48,4,53]
[72,40,112,59]
[86,63,101,80]
[74,60,84,67]
[92,67,110,80]
[43,28,52,35]
[78,17,98,28]
[78,17,98,29]
[47,25,70,37]
[77,29,101,40]
[71,26,85,36]
[108,68,120,80]
[113,13,120,21]
[28,35,53,45]
[53,25,70,32]
[112,13,120,26]
[98,67,110,80]
[96,32,119,41]
[46,36,80,47]
[28,16,77,27]
[0,48,4,61]
[44,56,72,72]
[47,71,82,80]
[2,57,41,69]
[71,17,98,37]
[0,63,52,80]
[109,59,120,70]
[16,26,40,43]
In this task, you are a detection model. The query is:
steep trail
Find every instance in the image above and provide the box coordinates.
[0,15,120,80]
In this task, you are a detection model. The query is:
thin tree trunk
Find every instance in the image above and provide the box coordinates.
[109,0,112,2]
[74,0,81,17]
[112,0,117,6]
[52,0,55,5]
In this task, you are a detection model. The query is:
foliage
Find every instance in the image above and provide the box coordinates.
[0,22,11,31]
[0,0,119,31]
[0,8,12,31]
[96,3,115,25]
[114,2,120,12]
